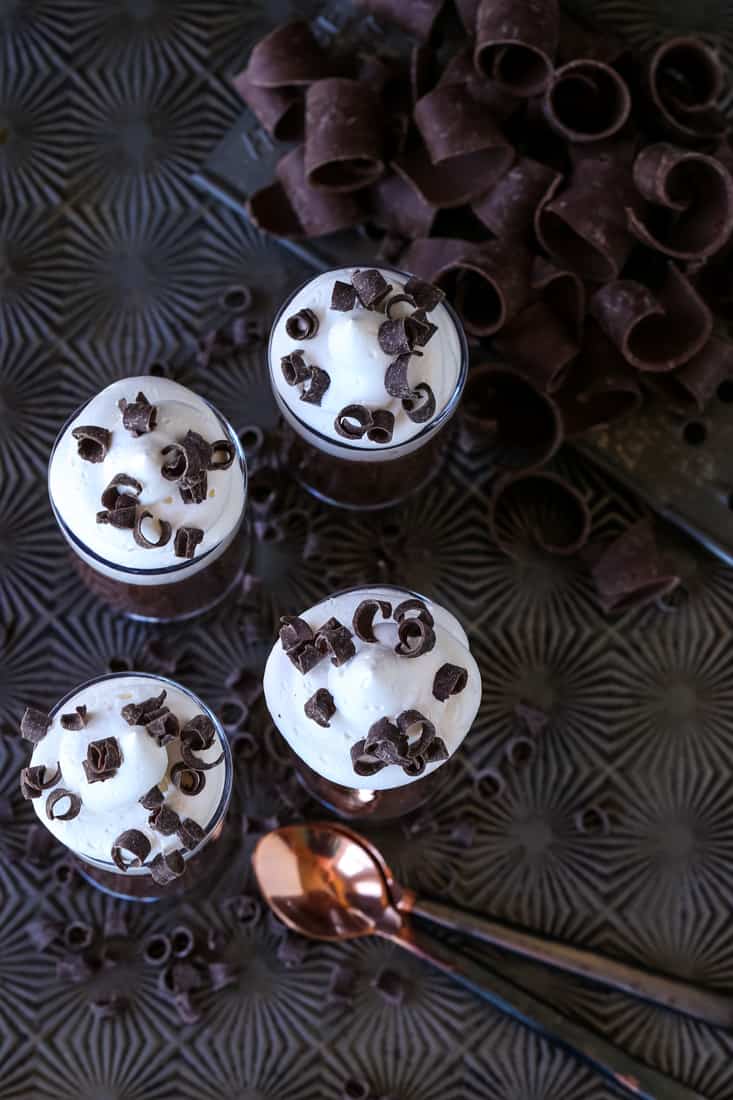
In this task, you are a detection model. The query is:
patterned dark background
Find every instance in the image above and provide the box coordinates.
[2,2,733,1098]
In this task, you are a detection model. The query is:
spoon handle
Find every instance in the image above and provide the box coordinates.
[390,923,706,1100]
[404,894,732,1030]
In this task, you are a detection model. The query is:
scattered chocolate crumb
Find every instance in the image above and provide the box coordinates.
[226,894,262,926]
[82,736,122,784]
[433,663,468,701]
[315,617,356,666]
[174,990,201,1025]
[46,788,82,821]
[111,828,151,872]
[327,963,357,1005]
[121,690,167,726]
[177,817,206,850]
[60,705,88,731]
[353,269,391,309]
[20,706,51,744]
[208,960,238,990]
[20,762,61,799]
[286,308,319,339]
[330,280,357,311]
[373,966,406,1005]
[71,425,111,463]
[449,818,475,849]
[149,849,185,885]
[353,598,392,642]
[148,804,181,836]
[170,763,206,796]
[304,688,336,727]
[57,954,93,983]
[53,859,78,890]
[515,701,549,736]
[277,931,309,967]
[26,918,61,952]
[146,710,180,746]
[133,509,172,549]
[64,920,93,952]
[89,992,127,1019]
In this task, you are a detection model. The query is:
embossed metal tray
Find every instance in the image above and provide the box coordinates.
[2,2,733,1098]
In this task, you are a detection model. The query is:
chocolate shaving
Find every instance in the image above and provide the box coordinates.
[409,309,437,347]
[139,785,164,810]
[385,355,414,399]
[279,615,314,654]
[71,425,111,463]
[315,617,356,667]
[385,293,417,319]
[590,263,713,372]
[248,146,365,239]
[118,391,157,436]
[20,706,51,744]
[378,318,414,357]
[300,365,330,405]
[368,171,437,239]
[626,144,733,263]
[649,335,733,412]
[396,709,436,756]
[96,499,138,529]
[143,933,172,965]
[461,365,562,470]
[181,714,217,750]
[177,818,205,851]
[174,526,204,560]
[350,738,387,777]
[433,664,468,701]
[591,518,680,613]
[366,409,395,444]
[394,598,434,627]
[402,755,426,777]
[642,36,727,144]
[403,276,445,313]
[543,60,631,143]
[148,804,181,836]
[59,705,88,731]
[402,382,436,424]
[353,598,392,642]
[133,509,172,549]
[170,762,206,796]
[146,711,180,746]
[305,79,384,193]
[304,688,336,728]
[208,440,236,471]
[285,308,319,340]
[365,717,408,763]
[281,350,310,386]
[330,280,357,311]
[149,849,185,885]
[122,690,167,726]
[335,404,373,440]
[424,737,449,764]
[82,736,122,783]
[180,741,224,772]
[20,763,61,799]
[65,921,93,951]
[489,472,592,559]
[355,0,444,40]
[100,474,143,510]
[395,617,436,658]
[474,0,558,96]
[352,269,391,310]
[232,67,304,144]
[245,20,329,88]
[473,158,559,241]
[46,788,81,821]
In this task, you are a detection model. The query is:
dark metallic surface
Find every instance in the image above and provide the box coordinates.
[2,1,733,1097]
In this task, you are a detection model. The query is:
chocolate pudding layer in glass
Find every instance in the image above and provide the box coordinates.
[263,585,481,821]
[48,377,248,621]
[19,673,232,902]
[269,267,468,510]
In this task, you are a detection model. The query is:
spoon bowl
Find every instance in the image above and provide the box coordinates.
[253,823,402,941]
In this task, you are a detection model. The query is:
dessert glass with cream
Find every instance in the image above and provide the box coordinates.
[269,267,469,509]
[48,377,248,621]
[264,585,481,820]
[19,673,232,902]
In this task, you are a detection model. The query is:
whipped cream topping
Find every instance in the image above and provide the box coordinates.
[270,268,463,453]
[49,377,246,573]
[263,587,481,790]
[28,676,226,871]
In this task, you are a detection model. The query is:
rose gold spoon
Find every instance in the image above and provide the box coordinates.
[253,823,712,1100]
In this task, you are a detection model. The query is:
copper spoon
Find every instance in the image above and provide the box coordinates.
[326,822,732,1030]
[253,823,709,1100]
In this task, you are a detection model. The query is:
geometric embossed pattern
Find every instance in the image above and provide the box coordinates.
[2,0,733,1096]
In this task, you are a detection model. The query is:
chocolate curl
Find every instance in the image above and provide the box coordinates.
[439,47,519,123]
[248,146,364,239]
[305,79,384,193]
[461,365,562,469]
[489,472,592,559]
[474,0,558,97]
[626,144,733,262]
[367,172,437,239]
[70,426,111,464]
[641,36,727,145]
[646,336,733,413]
[494,257,584,392]
[232,69,304,143]
[472,157,559,241]
[557,10,628,65]
[590,263,713,372]
[535,149,641,281]
[556,322,642,436]
[354,0,445,40]
[542,61,631,144]
[591,518,680,613]
[402,237,531,337]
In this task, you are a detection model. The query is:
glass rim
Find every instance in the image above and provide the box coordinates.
[42,671,233,873]
[48,386,248,578]
[267,265,470,454]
